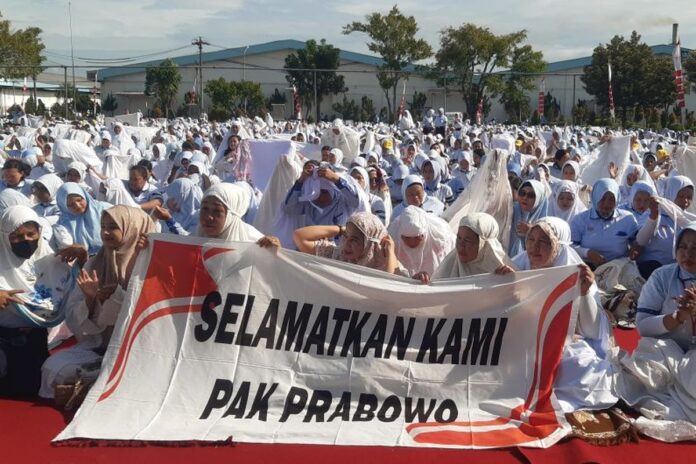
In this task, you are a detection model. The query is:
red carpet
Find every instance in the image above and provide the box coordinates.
[2,328,694,464]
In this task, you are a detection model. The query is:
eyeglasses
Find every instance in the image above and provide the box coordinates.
[518,189,536,199]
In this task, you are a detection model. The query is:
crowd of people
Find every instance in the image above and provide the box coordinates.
[1,107,696,440]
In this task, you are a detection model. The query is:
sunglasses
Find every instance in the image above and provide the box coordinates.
[518,189,536,199]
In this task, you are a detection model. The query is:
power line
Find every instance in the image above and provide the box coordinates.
[42,45,192,64]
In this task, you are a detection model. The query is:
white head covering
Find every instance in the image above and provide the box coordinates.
[388,205,455,276]
[34,174,64,202]
[197,183,263,242]
[513,218,582,270]
[549,180,587,223]
[432,212,513,278]
[0,205,70,327]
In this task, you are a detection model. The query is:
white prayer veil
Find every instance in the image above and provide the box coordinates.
[197,183,263,242]
[443,148,513,250]
[387,205,455,276]
[432,212,513,279]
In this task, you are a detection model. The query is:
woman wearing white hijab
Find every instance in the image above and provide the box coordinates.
[350,166,387,225]
[197,183,263,242]
[391,174,445,220]
[549,180,587,224]
[31,173,63,220]
[432,212,514,279]
[617,164,653,203]
[510,217,619,413]
[0,206,71,397]
[388,205,455,279]
[65,161,94,197]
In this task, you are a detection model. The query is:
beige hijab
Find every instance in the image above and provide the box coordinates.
[432,212,514,278]
[88,206,157,289]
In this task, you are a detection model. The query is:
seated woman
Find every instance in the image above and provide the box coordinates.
[350,166,386,225]
[283,160,363,227]
[292,211,402,275]
[619,180,656,220]
[53,182,111,255]
[197,183,263,242]
[511,217,618,412]
[387,205,455,279]
[570,178,640,269]
[40,206,156,399]
[617,164,653,204]
[509,179,548,257]
[152,177,202,236]
[548,180,586,224]
[1,159,34,198]
[432,212,514,279]
[421,158,454,206]
[31,173,63,221]
[391,174,445,220]
[635,176,694,279]
[65,161,94,197]
[0,206,71,398]
[617,224,696,431]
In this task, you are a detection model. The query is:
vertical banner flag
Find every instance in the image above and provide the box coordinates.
[293,86,302,120]
[608,61,616,120]
[398,81,406,119]
[475,97,484,125]
[538,78,545,116]
[673,40,686,109]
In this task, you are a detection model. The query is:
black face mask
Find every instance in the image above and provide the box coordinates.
[11,239,39,260]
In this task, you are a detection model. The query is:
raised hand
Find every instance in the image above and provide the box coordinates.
[76,269,100,300]
[56,245,89,266]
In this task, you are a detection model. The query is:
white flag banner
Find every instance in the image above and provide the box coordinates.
[55,234,581,449]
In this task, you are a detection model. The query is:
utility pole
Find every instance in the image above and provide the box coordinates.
[63,66,68,119]
[192,36,209,115]
[313,70,318,122]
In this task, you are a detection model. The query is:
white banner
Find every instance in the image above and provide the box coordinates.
[55,234,581,449]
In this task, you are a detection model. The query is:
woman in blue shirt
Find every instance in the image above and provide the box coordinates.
[570,178,639,269]
[636,176,694,279]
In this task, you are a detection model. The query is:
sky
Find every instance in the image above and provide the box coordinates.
[4,0,695,75]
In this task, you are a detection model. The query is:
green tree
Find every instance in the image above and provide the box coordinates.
[432,24,534,118]
[581,31,674,124]
[285,39,346,121]
[0,12,44,80]
[235,80,265,115]
[360,96,376,122]
[55,84,94,116]
[332,95,361,121]
[543,92,561,122]
[499,45,545,122]
[408,91,427,119]
[343,5,432,122]
[204,78,265,116]
[205,77,237,113]
[145,58,182,118]
[102,93,118,116]
[24,95,37,114]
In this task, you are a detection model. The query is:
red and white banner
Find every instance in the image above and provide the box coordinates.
[608,61,616,119]
[538,78,545,117]
[673,41,686,109]
[55,235,581,449]
[475,98,484,125]
[292,86,302,120]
